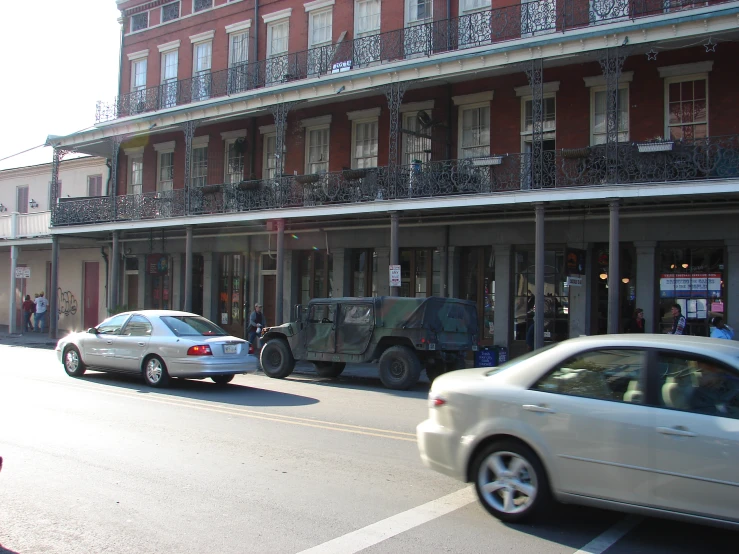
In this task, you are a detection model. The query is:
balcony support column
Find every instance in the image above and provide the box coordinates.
[49,235,60,339]
[9,246,19,334]
[110,231,121,311]
[275,219,286,325]
[109,137,123,219]
[181,120,199,215]
[534,203,545,349]
[384,82,408,198]
[598,46,629,184]
[390,211,400,297]
[525,58,544,190]
[184,225,193,313]
[50,148,71,225]
[608,200,620,334]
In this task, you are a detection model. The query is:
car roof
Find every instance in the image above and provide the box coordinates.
[110,310,203,318]
[560,334,739,356]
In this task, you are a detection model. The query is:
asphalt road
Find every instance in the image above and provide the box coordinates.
[0,344,736,554]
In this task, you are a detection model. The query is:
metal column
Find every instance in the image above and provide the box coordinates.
[525,58,544,189]
[390,212,400,297]
[50,148,71,225]
[275,219,285,325]
[49,235,60,339]
[184,225,193,312]
[440,225,450,298]
[109,137,123,219]
[607,200,620,334]
[534,203,545,349]
[384,82,408,199]
[598,47,628,184]
[182,121,198,215]
[110,231,121,311]
[9,246,19,334]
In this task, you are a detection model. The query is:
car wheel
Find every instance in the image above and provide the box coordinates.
[63,346,86,377]
[314,362,346,378]
[379,346,421,390]
[212,375,235,385]
[143,356,171,388]
[260,339,295,379]
[472,440,551,523]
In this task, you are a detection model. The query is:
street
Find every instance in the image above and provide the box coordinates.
[0,344,736,554]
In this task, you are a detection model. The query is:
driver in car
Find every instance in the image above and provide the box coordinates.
[690,361,739,418]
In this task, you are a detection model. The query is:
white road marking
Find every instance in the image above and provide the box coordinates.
[295,487,477,554]
[573,515,643,554]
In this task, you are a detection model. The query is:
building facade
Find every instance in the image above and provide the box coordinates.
[14,0,739,354]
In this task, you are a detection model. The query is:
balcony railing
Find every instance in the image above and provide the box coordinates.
[95,0,732,122]
[51,135,739,226]
[0,211,52,239]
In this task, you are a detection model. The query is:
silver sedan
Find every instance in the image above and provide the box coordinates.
[417,334,739,529]
[56,310,258,387]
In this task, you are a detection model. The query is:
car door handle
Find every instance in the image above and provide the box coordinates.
[138,342,146,347]
[106,340,113,344]
[657,426,696,438]
[522,404,555,414]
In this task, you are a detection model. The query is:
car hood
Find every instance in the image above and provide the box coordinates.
[432,367,491,390]
[264,323,296,336]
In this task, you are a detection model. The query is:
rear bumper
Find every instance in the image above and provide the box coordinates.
[167,354,259,378]
[416,419,467,482]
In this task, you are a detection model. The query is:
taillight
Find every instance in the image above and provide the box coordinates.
[187,345,212,356]
[428,392,447,408]
[248,343,255,355]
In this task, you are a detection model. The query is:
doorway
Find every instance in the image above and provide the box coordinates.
[262,275,277,326]
[192,254,204,316]
[83,262,100,329]
[15,266,28,329]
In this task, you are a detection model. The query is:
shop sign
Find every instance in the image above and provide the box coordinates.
[659,273,721,298]
[389,265,401,287]
[15,267,31,279]
[147,254,169,275]
[566,248,587,276]
[566,276,583,287]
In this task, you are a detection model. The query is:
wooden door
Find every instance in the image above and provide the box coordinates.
[127,275,138,311]
[84,262,100,329]
[262,275,276,326]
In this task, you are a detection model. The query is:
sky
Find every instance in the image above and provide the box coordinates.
[0,1,121,171]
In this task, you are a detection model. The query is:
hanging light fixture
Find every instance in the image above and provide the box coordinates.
[681,263,689,269]
[622,277,630,284]
[599,272,608,280]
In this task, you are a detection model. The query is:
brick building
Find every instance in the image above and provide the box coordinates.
[13,0,739,355]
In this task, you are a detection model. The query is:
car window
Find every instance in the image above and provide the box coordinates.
[160,315,227,336]
[121,315,153,337]
[308,304,336,324]
[342,304,372,324]
[96,314,129,335]
[533,348,645,403]
[656,352,739,420]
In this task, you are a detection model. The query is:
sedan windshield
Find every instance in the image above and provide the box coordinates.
[161,315,227,337]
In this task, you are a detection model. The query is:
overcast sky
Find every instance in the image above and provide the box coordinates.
[0,1,121,170]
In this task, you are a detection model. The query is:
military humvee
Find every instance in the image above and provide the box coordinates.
[259,296,478,390]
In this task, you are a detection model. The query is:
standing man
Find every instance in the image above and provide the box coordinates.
[667,303,686,335]
[709,316,734,340]
[34,291,49,333]
[247,302,265,352]
[22,295,35,333]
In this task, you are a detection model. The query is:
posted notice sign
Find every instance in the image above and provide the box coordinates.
[15,267,31,279]
[659,273,721,298]
[389,265,402,287]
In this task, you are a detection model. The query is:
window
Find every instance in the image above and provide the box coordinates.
[305,126,329,174]
[121,315,153,337]
[342,304,372,325]
[522,96,556,137]
[459,0,492,47]
[162,2,180,22]
[591,87,629,145]
[131,12,148,33]
[192,41,212,101]
[402,112,432,166]
[666,77,708,141]
[224,139,245,184]
[130,156,143,195]
[657,352,739,419]
[459,246,495,341]
[299,251,334,302]
[263,133,277,180]
[97,314,129,335]
[161,315,227,336]
[459,104,490,159]
[352,120,379,168]
[355,0,380,35]
[267,20,289,83]
[406,0,432,22]
[534,349,645,403]
[158,151,175,191]
[16,185,29,214]
[308,8,332,75]
[193,0,212,13]
[131,58,147,93]
[160,49,178,108]
[192,146,208,187]
[308,303,336,324]
[404,0,432,58]
[351,249,377,297]
[87,175,103,197]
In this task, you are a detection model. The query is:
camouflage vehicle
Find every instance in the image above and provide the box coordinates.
[259,296,478,390]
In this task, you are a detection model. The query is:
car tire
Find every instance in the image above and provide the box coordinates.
[212,375,235,385]
[314,362,346,378]
[260,339,295,379]
[379,346,421,390]
[143,355,171,388]
[472,440,552,523]
[63,346,86,377]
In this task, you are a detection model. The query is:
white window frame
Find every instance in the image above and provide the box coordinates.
[405,0,432,24]
[190,136,209,188]
[267,19,289,58]
[457,102,491,159]
[154,141,176,192]
[125,147,145,196]
[350,118,379,169]
[519,93,557,150]
[663,73,710,141]
[304,124,331,174]
[354,0,381,37]
[87,174,103,197]
[193,0,213,13]
[589,85,629,146]
[130,57,148,93]
[161,1,180,23]
[401,111,432,167]
[228,30,249,68]
[222,130,247,185]
[190,36,212,101]
[308,7,333,49]
[130,11,149,33]
[263,133,278,180]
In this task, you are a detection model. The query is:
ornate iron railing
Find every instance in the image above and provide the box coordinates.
[95,0,733,122]
[51,135,739,226]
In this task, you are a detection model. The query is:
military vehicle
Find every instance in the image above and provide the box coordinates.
[259,296,478,390]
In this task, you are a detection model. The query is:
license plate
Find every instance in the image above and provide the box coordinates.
[428,343,436,350]
[223,344,238,354]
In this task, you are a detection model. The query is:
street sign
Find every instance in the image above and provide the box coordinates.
[15,267,30,279]
[566,275,583,287]
[389,265,401,288]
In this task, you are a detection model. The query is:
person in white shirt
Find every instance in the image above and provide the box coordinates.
[34,291,49,333]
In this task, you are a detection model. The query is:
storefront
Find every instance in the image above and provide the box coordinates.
[146,254,172,310]
[298,250,333,303]
[398,248,442,298]
[218,253,246,337]
[459,246,495,344]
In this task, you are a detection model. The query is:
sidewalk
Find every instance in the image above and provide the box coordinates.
[0,325,57,349]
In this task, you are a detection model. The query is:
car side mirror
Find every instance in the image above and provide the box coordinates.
[87,327,98,335]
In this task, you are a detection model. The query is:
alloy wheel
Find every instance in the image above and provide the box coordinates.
[65,350,79,372]
[146,358,163,384]
[478,451,537,514]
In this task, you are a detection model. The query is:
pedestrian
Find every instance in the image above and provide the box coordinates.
[22,295,35,333]
[247,302,265,352]
[666,303,686,335]
[34,291,49,333]
[625,308,646,333]
[709,316,734,340]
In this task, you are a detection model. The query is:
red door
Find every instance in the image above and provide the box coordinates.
[84,262,100,329]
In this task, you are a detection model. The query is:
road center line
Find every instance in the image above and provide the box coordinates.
[295,487,476,554]
[573,515,643,554]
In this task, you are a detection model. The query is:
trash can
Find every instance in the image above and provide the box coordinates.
[474,346,497,368]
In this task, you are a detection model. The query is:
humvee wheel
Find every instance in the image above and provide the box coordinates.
[260,339,295,379]
[379,346,421,390]
[314,362,346,378]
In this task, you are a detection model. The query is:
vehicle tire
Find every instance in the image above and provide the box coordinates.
[314,362,346,378]
[379,346,422,390]
[63,346,86,377]
[211,375,235,385]
[143,355,171,388]
[472,440,552,523]
[260,339,295,379]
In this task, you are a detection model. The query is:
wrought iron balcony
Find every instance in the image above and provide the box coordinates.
[95,0,733,122]
[51,135,739,227]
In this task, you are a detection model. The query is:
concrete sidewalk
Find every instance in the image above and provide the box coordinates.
[0,325,58,349]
